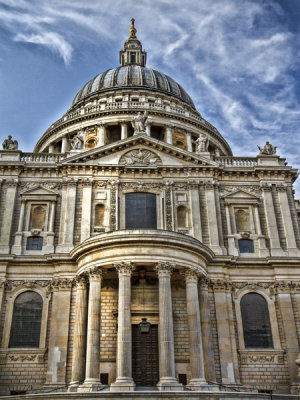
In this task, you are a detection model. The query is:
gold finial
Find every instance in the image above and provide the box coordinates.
[129,18,137,39]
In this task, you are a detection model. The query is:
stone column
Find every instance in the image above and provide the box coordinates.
[61,136,69,153]
[186,132,193,152]
[110,262,135,392]
[184,270,207,390]
[155,262,183,391]
[80,269,103,391]
[205,183,222,255]
[199,278,216,382]
[0,180,18,254]
[12,200,26,255]
[277,283,299,394]
[98,124,106,147]
[225,204,238,256]
[146,123,151,137]
[46,279,72,387]
[189,183,202,241]
[48,144,54,153]
[165,126,173,145]
[69,276,88,391]
[253,205,269,257]
[213,281,238,385]
[261,185,284,256]
[277,186,300,256]
[120,123,128,140]
[0,280,5,313]
[57,180,77,253]
[81,181,92,242]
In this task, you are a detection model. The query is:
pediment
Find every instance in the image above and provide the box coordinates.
[21,186,58,199]
[223,189,260,204]
[62,135,218,168]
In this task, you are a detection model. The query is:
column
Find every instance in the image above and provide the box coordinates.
[57,180,77,253]
[0,180,18,254]
[146,123,151,137]
[186,132,193,152]
[0,280,5,313]
[277,285,299,394]
[253,205,269,257]
[154,262,183,391]
[261,185,284,256]
[48,144,54,153]
[45,201,55,254]
[184,271,207,390]
[225,204,238,256]
[98,124,106,147]
[120,123,128,140]
[110,262,135,391]
[81,181,92,242]
[277,186,300,256]
[205,183,222,255]
[165,126,173,145]
[61,136,69,153]
[199,278,216,383]
[46,279,72,387]
[69,276,88,391]
[11,200,26,255]
[80,269,103,391]
[213,281,238,385]
[189,183,202,241]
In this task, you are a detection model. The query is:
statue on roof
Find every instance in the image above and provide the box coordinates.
[2,135,18,150]
[132,111,148,135]
[257,141,276,155]
[70,130,84,150]
[194,133,209,153]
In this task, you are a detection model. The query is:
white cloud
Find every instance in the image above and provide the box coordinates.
[14,31,73,65]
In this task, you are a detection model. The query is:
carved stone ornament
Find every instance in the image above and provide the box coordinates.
[120,181,163,191]
[51,278,73,290]
[220,185,261,196]
[19,182,61,193]
[119,149,161,166]
[131,111,148,135]
[110,185,117,230]
[5,280,51,292]
[154,262,175,276]
[181,269,200,282]
[2,135,18,150]
[88,267,103,279]
[239,350,284,365]
[114,261,135,275]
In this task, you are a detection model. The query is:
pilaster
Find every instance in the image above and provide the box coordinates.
[80,180,92,242]
[205,183,223,255]
[0,180,18,254]
[57,180,77,253]
[189,182,202,242]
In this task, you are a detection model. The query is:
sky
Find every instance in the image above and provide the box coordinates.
[0,0,300,194]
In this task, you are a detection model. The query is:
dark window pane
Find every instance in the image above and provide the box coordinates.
[241,293,273,348]
[238,239,254,253]
[125,192,157,229]
[26,236,43,250]
[9,291,43,348]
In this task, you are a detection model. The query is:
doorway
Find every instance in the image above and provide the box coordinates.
[132,323,159,386]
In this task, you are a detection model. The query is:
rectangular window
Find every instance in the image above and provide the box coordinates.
[125,192,157,229]
[130,53,136,63]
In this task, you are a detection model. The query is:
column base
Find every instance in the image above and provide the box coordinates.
[186,379,214,391]
[68,382,79,392]
[110,378,135,392]
[157,377,183,391]
[77,379,105,392]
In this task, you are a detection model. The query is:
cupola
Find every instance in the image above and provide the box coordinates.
[119,18,147,66]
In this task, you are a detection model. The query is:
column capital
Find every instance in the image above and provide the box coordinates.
[154,262,174,276]
[114,261,135,275]
[182,269,200,283]
[88,267,103,280]
[74,275,87,289]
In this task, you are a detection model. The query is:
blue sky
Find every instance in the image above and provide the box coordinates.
[0,0,300,194]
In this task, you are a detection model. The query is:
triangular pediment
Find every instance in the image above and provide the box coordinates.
[223,189,260,199]
[21,186,57,196]
[62,135,218,167]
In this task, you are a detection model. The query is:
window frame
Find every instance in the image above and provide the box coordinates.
[233,286,281,350]
[2,285,50,350]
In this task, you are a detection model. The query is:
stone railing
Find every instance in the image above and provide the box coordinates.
[20,153,66,163]
[47,101,218,133]
[216,157,258,167]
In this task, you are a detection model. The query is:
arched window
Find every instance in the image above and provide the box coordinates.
[241,293,273,348]
[238,239,254,253]
[125,192,157,229]
[30,205,46,230]
[177,205,188,228]
[94,204,105,226]
[26,236,43,250]
[235,209,249,232]
[9,291,43,348]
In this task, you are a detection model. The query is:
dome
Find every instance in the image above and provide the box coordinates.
[71,65,196,109]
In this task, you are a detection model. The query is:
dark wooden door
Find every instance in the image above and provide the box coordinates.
[132,324,159,386]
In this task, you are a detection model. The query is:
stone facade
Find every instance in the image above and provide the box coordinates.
[0,22,300,398]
